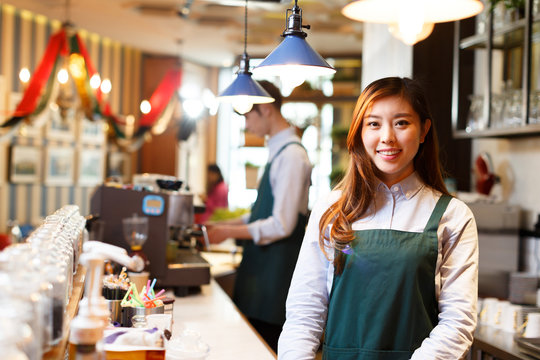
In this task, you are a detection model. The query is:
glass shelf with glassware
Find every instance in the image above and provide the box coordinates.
[452,0,540,138]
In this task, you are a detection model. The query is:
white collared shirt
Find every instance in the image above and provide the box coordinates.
[278,172,478,360]
[245,127,312,245]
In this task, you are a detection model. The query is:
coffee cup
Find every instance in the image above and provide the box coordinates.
[524,312,540,338]
[480,297,499,325]
[500,303,521,332]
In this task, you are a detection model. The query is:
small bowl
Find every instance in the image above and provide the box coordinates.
[156,179,183,191]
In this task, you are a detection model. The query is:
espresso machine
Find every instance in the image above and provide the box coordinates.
[89,184,210,296]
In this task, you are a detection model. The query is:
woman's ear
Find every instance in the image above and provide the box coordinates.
[420,119,431,143]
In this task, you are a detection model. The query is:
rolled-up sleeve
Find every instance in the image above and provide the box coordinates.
[411,199,479,359]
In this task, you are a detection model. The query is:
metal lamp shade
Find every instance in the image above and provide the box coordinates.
[253,35,336,78]
[217,72,274,104]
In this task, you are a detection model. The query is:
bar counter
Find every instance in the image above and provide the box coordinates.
[472,324,538,359]
[168,251,276,360]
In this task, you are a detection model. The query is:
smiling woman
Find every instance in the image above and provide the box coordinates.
[278,77,479,360]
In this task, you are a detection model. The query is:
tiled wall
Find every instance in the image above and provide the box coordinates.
[0,4,142,232]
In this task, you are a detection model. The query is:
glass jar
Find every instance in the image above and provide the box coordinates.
[0,282,42,360]
[503,89,523,127]
[41,264,67,345]
[0,317,30,360]
[466,94,484,132]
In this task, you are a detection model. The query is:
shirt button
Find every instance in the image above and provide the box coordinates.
[392,186,399,192]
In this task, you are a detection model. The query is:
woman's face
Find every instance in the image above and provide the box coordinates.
[361,95,431,187]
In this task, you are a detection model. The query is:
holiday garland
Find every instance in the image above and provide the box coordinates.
[0,27,182,151]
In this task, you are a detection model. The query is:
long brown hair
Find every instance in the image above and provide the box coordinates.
[319,77,448,271]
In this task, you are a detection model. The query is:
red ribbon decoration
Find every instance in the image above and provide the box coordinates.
[138,68,182,127]
[13,30,68,118]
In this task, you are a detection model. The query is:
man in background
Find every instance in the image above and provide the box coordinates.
[206,80,312,352]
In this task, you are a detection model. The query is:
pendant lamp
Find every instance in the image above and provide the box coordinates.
[342,0,484,45]
[217,0,274,115]
[253,0,336,90]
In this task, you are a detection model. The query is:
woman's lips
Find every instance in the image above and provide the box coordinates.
[377,149,401,159]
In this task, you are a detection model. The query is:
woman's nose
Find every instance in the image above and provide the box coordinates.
[381,125,396,144]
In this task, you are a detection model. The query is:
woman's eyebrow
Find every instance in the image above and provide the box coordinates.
[364,112,413,119]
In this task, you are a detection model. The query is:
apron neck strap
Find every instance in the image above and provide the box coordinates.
[424,194,452,235]
[269,141,304,163]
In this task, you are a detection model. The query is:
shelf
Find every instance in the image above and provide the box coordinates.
[493,18,527,37]
[459,19,527,50]
[453,123,540,138]
[453,1,539,140]
[493,26,525,49]
[42,264,87,360]
[460,33,489,50]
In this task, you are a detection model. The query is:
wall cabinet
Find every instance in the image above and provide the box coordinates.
[452,0,540,138]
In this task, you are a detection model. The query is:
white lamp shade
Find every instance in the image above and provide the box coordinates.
[388,22,435,45]
[342,0,484,24]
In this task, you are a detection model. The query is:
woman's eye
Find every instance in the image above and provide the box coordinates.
[366,121,379,127]
[395,119,410,127]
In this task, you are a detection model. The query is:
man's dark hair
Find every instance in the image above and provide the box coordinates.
[251,80,282,114]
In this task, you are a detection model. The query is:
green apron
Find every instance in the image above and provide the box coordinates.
[233,141,307,326]
[323,194,452,360]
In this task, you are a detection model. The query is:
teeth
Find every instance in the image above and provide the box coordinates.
[378,150,400,155]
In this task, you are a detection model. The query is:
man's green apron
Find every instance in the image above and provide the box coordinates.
[323,194,451,360]
[233,141,307,326]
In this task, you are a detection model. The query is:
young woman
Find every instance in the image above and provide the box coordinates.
[278,77,478,359]
[198,164,229,223]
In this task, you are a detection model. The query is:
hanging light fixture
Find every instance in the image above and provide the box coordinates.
[342,0,484,45]
[253,0,336,91]
[217,0,274,115]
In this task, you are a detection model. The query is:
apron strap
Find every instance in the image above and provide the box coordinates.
[424,194,452,236]
[269,141,304,163]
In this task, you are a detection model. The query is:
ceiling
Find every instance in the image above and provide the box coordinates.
[9,0,364,67]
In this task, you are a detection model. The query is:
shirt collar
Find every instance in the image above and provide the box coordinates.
[376,172,424,200]
[267,127,299,158]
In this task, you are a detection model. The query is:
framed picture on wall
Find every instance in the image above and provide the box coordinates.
[107,151,131,183]
[78,148,104,186]
[45,146,74,186]
[78,117,106,144]
[46,105,75,141]
[9,145,42,183]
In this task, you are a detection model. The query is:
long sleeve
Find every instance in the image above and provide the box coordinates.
[411,199,479,359]
[278,193,338,359]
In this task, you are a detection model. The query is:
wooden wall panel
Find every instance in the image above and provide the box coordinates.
[139,55,180,176]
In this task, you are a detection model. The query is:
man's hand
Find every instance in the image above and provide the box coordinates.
[206,224,253,244]
[207,225,230,244]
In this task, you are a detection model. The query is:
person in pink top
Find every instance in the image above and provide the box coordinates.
[199,164,229,223]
